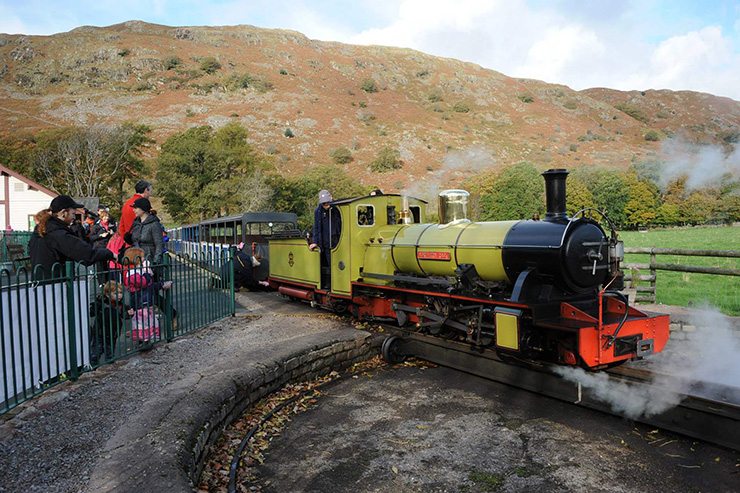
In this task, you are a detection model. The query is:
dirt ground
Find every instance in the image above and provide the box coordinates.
[251,364,739,493]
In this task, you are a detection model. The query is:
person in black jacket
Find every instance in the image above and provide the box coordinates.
[128,198,164,264]
[29,195,115,280]
[308,189,341,289]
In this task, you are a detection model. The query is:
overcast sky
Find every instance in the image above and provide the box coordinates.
[1,0,739,100]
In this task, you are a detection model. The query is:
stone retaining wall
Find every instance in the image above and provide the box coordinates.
[187,333,382,485]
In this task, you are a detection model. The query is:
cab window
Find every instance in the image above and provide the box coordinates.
[357,205,375,226]
[409,205,421,223]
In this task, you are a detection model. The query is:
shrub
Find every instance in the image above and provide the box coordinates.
[200,57,221,74]
[284,128,295,138]
[118,48,130,57]
[644,130,661,141]
[164,56,181,70]
[359,101,367,108]
[416,69,430,78]
[563,99,577,110]
[370,147,402,172]
[569,143,578,152]
[132,81,152,92]
[330,146,353,164]
[518,94,534,103]
[614,102,649,124]
[279,68,288,75]
[361,78,378,93]
[452,101,470,113]
[428,91,443,103]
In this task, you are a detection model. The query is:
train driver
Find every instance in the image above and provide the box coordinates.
[308,189,341,289]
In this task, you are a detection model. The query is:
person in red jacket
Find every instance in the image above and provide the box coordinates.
[119,180,153,244]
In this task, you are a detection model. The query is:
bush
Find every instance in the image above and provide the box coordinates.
[614,102,649,124]
[359,101,367,108]
[330,146,353,164]
[518,94,534,103]
[428,91,443,103]
[164,56,182,70]
[200,57,221,74]
[644,130,661,141]
[132,81,152,92]
[284,128,294,138]
[569,143,578,152]
[361,78,378,93]
[563,99,577,110]
[370,147,402,172]
[452,102,470,113]
[118,48,130,57]
[279,68,288,75]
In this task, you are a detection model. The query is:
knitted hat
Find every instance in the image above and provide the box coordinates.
[318,189,333,204]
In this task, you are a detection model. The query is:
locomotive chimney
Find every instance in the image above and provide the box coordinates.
[542,168,568,220]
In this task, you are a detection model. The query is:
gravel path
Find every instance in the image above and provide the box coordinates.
[0,292,347,493]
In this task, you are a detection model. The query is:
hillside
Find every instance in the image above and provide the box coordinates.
[1,20,738,192]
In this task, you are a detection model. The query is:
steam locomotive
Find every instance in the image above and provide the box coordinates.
[267,168,670,369]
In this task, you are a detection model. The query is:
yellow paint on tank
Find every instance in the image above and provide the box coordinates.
[456,221,517,282]
[387,220,517,283]
[268,238,321,288]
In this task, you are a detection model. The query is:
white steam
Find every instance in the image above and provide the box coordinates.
[555,304,740,419]
[658,138,740,191]
[402,145,496,205]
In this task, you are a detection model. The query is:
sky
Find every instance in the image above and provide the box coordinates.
[1,0,739,100]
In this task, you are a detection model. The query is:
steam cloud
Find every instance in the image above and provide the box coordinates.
[555,304,740,419]
[402,145,496,205]
[657,138,740,191]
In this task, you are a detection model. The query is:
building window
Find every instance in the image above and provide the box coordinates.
[14,183,26,192]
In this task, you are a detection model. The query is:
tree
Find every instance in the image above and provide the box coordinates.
[29,123,151,211]
[565,175,596,216]
[585,168,629,227]
[682,191,717,225]
[655,203,680,226]
[270,165,366,229]
[623,175,658,228]
[477,162,544,221]
[156,122,273,222]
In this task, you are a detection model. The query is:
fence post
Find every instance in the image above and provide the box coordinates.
[65,261,79,381]
[649,249,657,303]
[163,254,174,342]
[229,246,236,317]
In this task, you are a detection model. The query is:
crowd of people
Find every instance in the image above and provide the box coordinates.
[28,180,173,365]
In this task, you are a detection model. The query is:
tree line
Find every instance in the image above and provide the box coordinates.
[1,122,737,230]
[467,161,739,229]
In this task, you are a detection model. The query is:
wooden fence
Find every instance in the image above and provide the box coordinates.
[623,247,740,303]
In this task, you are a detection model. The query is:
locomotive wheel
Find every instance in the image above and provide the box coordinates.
[381,336,406,364]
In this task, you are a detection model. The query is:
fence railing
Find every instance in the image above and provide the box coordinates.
[1,250,235,415]
[623,247,740,304]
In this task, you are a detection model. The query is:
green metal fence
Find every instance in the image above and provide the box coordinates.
[1,250,235,414]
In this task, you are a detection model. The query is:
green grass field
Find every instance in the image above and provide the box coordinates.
[620,226,740,315]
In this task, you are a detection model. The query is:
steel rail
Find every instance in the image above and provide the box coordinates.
[386,328,740,452]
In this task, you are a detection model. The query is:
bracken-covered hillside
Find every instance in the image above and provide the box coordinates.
[1,20,738,191]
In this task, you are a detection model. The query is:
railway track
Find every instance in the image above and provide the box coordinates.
[382,327,740,452]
